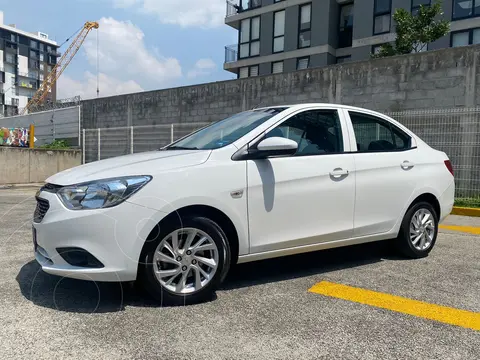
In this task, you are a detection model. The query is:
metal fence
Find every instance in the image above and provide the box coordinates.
[386,108,480,206]
[82,107,480,205]
[83,122,210,163]
[0,106,81,147]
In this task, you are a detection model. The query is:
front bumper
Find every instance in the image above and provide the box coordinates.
[32,190,160,282]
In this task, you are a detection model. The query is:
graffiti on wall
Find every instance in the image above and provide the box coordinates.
[0,128,29,147]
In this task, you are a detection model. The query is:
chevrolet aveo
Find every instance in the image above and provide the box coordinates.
[33,104,455,305]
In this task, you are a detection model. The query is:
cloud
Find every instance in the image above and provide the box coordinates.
[111,0,225,28]
[83,17,182,84]
[187,58,217,79]
[58,72,144,99]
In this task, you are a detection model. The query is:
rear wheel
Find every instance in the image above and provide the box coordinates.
[139,216,231,305]
[395,201,438,258]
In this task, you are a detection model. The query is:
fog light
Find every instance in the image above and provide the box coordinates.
[56,247,104,268]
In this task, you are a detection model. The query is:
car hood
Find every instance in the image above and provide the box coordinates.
[46,150,211,185]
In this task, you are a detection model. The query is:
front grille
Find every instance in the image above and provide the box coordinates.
[40,183,61,193]
[34,197,50,223]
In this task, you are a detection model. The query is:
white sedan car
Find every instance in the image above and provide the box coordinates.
[33,104,455,305]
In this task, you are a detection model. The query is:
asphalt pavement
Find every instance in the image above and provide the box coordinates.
[0,187,479,359]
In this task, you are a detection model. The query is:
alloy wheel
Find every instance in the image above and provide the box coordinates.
[409,208,435,251]
[153,228,219,294]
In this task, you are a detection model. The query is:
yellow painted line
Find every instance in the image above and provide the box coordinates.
[308,281,480,331]
[451,207,480,217]
[439,224,480,235]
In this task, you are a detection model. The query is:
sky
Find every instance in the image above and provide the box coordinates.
[1,0,238,99]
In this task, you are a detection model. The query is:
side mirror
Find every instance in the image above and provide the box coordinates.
[253,137,298,159]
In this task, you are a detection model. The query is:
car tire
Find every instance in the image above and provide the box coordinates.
[395,201,438,259]
[139,216,231,306]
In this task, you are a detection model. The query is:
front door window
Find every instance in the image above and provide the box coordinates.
[266,110,344,155]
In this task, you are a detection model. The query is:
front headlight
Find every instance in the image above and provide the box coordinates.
[57,176,152,210]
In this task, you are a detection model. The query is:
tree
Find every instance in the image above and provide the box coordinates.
[372,1,450,58]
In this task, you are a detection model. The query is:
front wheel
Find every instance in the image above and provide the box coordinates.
[395,201,438,259]
[139,216,231,306]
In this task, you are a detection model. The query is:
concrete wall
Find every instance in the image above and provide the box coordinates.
[0,147,81,184]
[82,45,480,129]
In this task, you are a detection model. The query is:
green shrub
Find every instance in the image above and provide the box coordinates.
[39,140,70,149]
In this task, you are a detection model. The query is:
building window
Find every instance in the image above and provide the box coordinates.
[374,0,392,35]
[273,10,286,53]
[40,53,44,61]
[39,73,44,81]
[452,0,480,19]
[47,65,53,72]
[297,57,310,70]
[30,40,38,49]
[40,63,44,71]
[451,28,480,47]
[411,0,430,15]
[5,54,16,64]
[240,0,261,11]
[10,34,16,42]
[239,17,260,58]
[239,65,259,78]
[336,56,351,64]
[339,3,354,48]
[272,61,284,74]
[298,3,312,48]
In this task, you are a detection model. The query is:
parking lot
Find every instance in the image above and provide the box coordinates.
[0,187,479,360]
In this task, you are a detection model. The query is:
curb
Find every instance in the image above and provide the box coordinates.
[451,206,480,217]
[0,183,44,190]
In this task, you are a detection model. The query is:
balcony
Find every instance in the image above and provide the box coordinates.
[5,42,18,54]
[5,55,17,65]
[6,98,19,107]
[18,81,37,90]
[225,44,239,63]
[18,71,39,80]
[226,0,261,17]
[48,49,62,57]
[29,60,40,70]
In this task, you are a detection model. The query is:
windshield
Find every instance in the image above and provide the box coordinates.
[166,108,287,150]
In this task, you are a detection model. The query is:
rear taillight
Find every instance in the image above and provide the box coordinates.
[444,160,454,176]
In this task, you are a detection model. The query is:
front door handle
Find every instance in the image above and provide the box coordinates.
[401,160,415,170]
[330,168,349,178]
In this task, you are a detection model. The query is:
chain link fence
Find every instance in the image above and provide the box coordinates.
[82,108,480,206]
[386,108,480,207]
[83,122,210,163]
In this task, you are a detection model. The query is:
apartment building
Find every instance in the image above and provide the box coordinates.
[224,0,480,78]
[0,11,59,117]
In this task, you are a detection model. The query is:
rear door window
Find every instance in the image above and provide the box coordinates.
[349,111,411,152]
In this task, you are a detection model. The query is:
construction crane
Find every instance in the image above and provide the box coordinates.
[20,21,99,115]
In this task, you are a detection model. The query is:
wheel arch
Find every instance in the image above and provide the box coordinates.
[138,204,240,273]
[408,193,441,219]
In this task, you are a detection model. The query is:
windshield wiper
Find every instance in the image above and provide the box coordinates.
[164,146,199,150]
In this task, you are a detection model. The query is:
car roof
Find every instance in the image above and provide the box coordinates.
[256,103,380,113]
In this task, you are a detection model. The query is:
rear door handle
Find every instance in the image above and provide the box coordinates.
[401,161,415,170]
[330,168,349,178]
